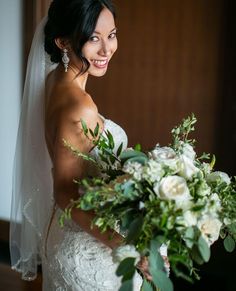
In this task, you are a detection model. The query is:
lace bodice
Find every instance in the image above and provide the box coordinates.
[41,115,142,291]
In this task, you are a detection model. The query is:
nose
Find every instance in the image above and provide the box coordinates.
[98,39,112,57]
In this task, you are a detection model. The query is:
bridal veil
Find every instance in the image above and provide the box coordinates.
[10,17,57,280]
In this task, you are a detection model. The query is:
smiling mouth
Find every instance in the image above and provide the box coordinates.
[92,59,108,68]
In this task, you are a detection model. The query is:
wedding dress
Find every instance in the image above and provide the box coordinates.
[41,115,143,291]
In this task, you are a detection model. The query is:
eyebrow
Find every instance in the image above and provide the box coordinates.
[93,27,117,35]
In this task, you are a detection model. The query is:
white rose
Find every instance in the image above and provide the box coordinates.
[181,143,196,160]
[155,175,191,202]
[149,146,180,172]
[207,171,231,185]
[142,159,164,183]
[197,215,222,246]
[179,155,199,180]
[112,245,140,264]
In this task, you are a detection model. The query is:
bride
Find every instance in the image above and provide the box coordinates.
[10,0,144,290]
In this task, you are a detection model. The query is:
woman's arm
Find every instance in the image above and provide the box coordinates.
[52,102,124,249]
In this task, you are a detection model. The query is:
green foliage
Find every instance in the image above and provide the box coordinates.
[224,235,235,252]
[126,215,144,243]
[134,143,142,151]
[197,236,210,262]
[116,257,136,277]
[141,279,154,291]
[120,149,148,165]
[63,139,96,163]
[119,280,134,291]
[60,114,236,290]
[171,113,197,152]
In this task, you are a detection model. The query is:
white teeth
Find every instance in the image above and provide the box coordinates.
[93,60,107,66]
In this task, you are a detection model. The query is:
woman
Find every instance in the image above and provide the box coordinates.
[10,0,143,290]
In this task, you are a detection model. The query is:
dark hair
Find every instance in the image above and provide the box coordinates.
[44,0,116,74]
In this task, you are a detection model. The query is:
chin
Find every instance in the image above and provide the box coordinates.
[89,68,108,77]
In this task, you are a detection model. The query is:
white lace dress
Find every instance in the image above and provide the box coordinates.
[41,116,143,291]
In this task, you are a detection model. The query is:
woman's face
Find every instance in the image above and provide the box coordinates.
[82,7,118,77]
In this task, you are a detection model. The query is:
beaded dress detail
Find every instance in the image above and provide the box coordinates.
[41,116,143,290]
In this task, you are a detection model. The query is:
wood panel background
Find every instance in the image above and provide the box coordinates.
[23,0,235,172]
[88,0,225,155]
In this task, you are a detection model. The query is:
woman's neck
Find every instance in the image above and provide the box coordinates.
[57,63,88,91]
[68,63,89,91]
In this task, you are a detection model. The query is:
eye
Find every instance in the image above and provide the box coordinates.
[89,35,99,42]
[108,32,117,39]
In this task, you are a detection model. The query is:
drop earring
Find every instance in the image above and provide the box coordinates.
[62,48,70,72]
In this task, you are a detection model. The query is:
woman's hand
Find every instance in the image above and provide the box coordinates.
[137,255,170,281]
[136,256,152,281]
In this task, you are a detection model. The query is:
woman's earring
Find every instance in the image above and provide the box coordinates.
[62,48,70,72]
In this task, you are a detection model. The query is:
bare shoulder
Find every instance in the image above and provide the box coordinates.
[45,70,100,135]
[60,86,98,127]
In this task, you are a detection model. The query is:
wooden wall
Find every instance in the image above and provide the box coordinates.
[216,0,236,175]
[23,0,235,171]
[88,0,225,156]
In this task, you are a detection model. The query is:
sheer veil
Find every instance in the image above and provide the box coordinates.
[10,16,57,280]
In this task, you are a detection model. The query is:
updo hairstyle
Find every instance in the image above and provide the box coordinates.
[44,0,116,74]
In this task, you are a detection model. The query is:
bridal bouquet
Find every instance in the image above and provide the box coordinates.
[61,115,236,291]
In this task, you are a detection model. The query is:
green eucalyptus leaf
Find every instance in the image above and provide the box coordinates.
[228,223,236,234]
[120,150,147,164]
[141,279,153,291]
[118,279,133,291]
[224,235,235,252]
[191,246,204,265]
[116,257,136,276]
[121,268,136,282]
[198,236,210,262]
[150,269,173,291]
[120,210,134,230]
[184,227,195,248]
[121,180,138,199]
[149,239,163,270]
[126,215,143,243]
